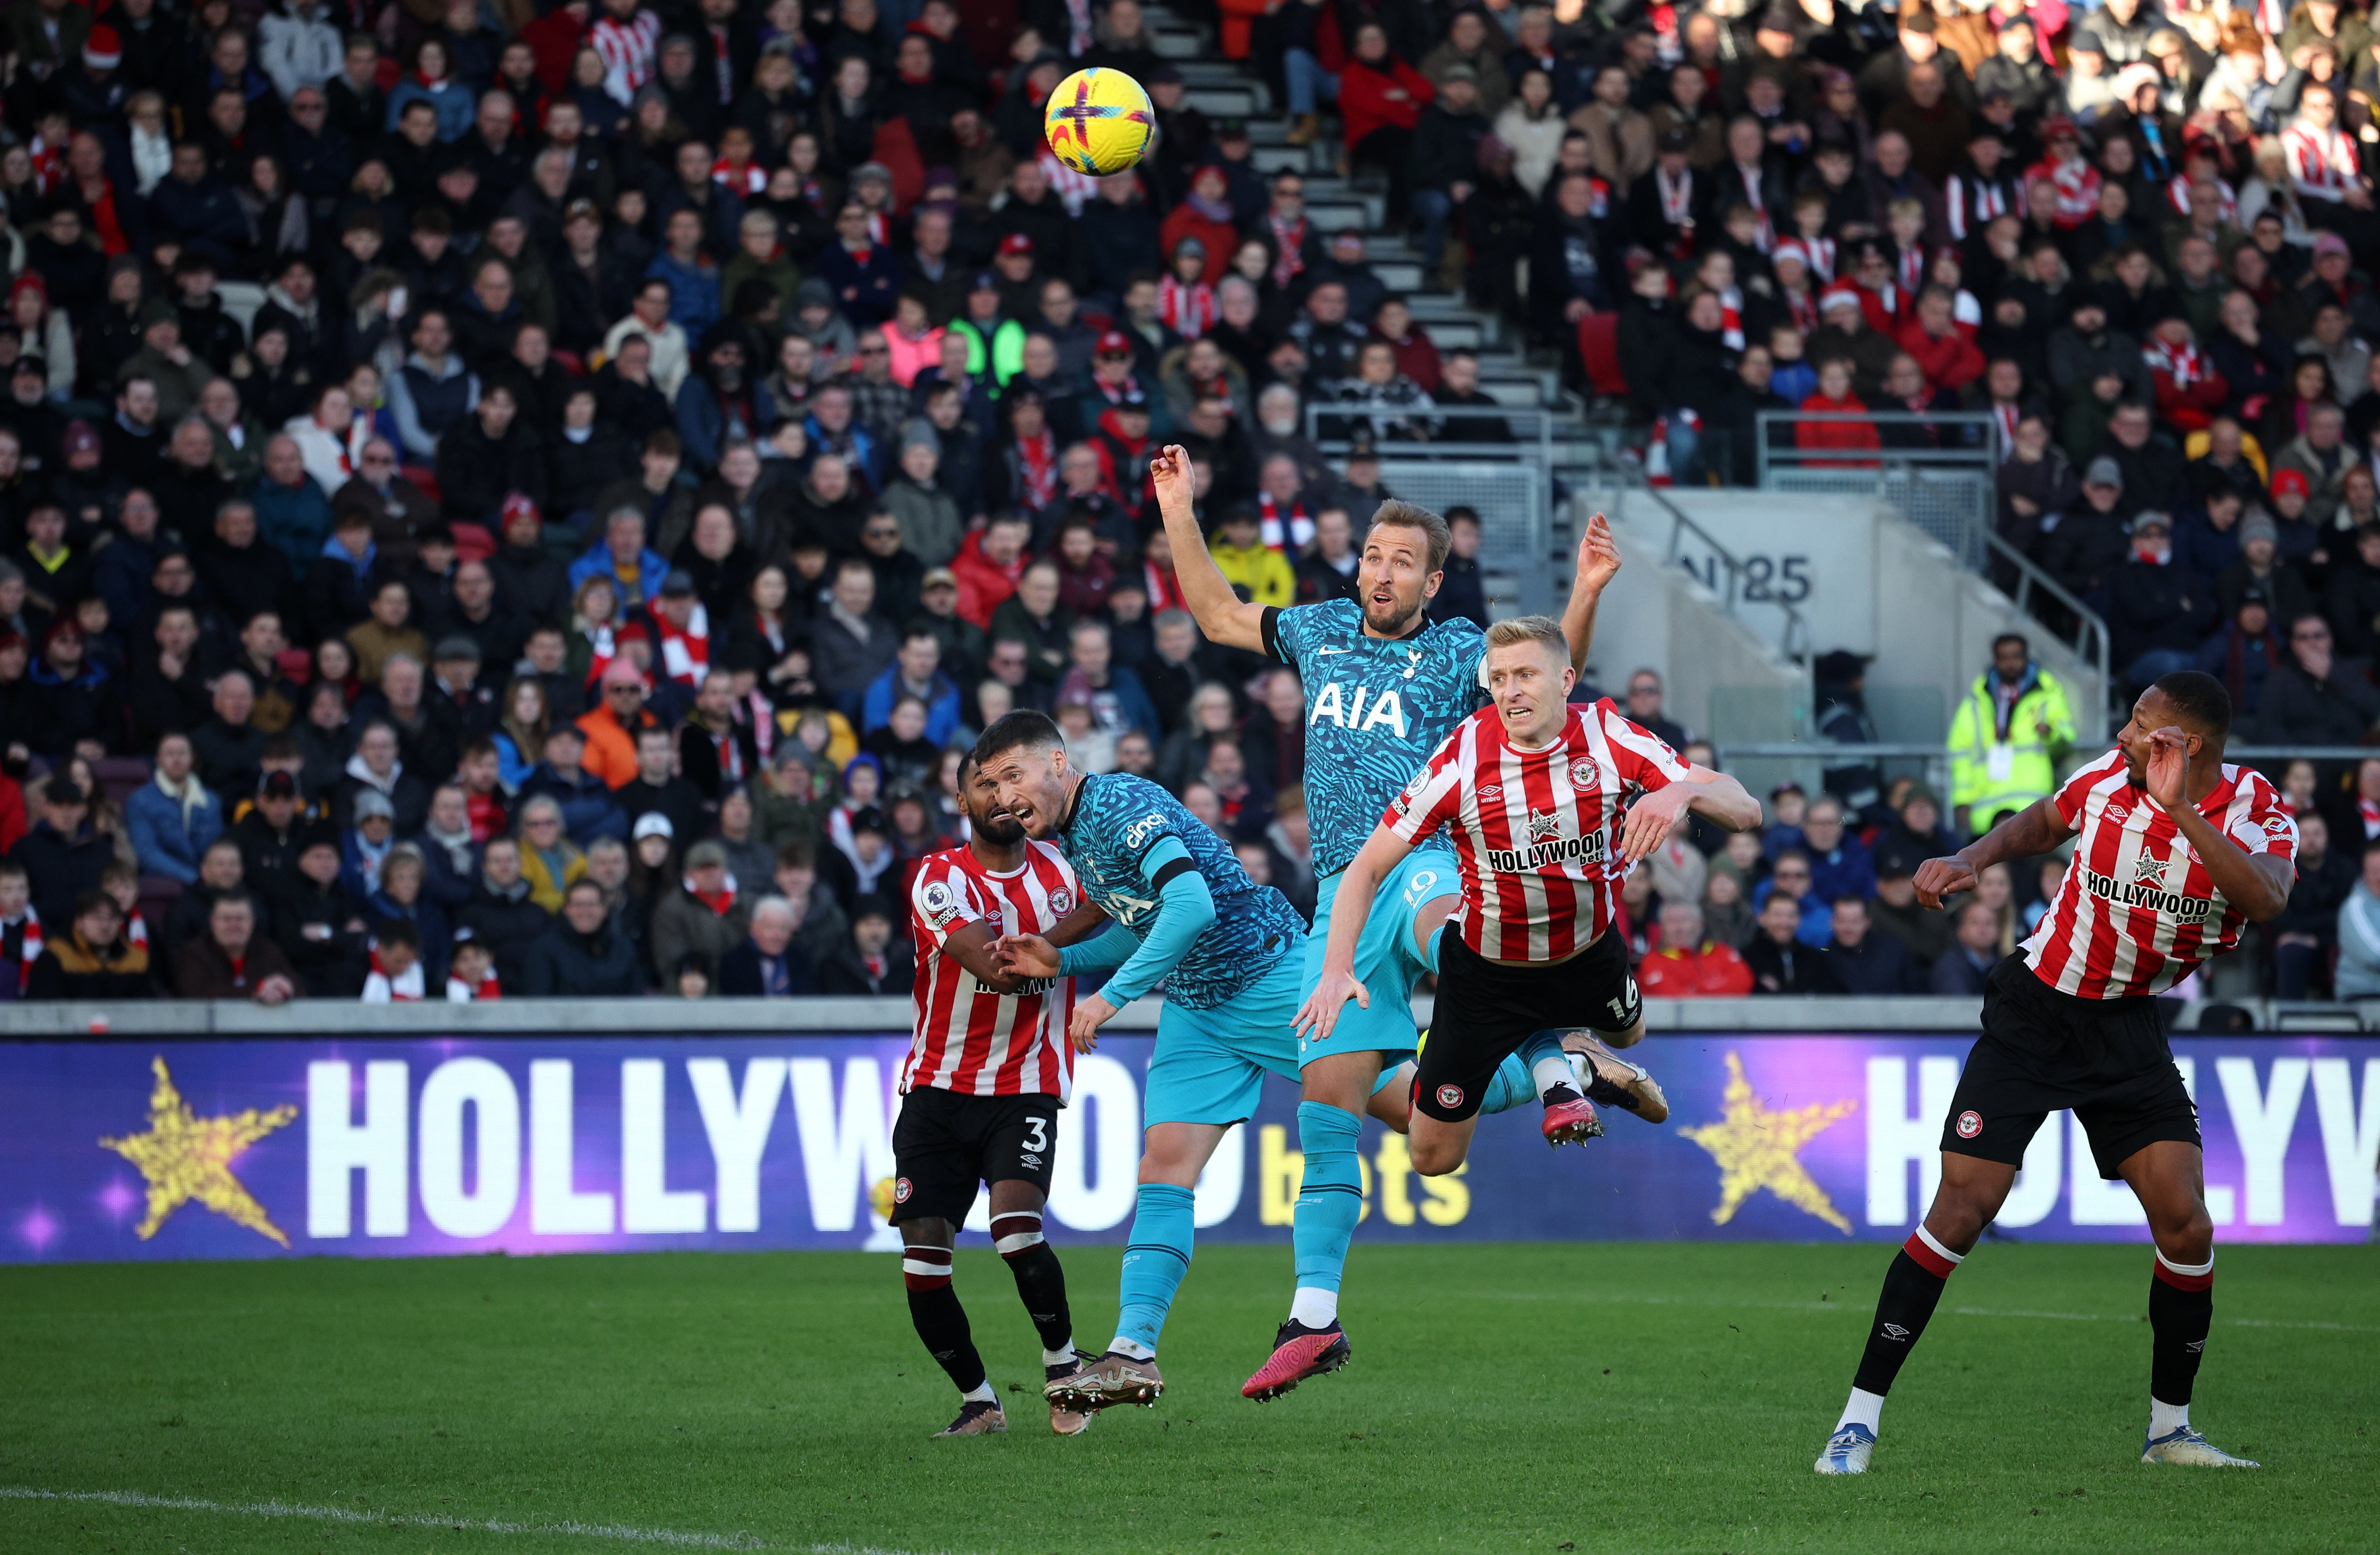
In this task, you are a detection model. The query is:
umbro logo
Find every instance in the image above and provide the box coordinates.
[1881,1324,1910,1341]
[1477,784,1503,801]
[2186,1339,2206,1353]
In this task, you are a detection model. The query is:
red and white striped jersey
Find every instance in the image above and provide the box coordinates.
[1387,699,1691,961]
[2284,123,2361,202]
[2022,747,2298,999]
[904,840,1080,1100]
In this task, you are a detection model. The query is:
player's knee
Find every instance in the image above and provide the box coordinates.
[1595,1020,1645,1050]
[2152,1201,2215,1261]
[1408,1136,1464,1175]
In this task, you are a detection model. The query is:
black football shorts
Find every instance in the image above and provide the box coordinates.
[889,1086,1060,1225]
[1941,955,2200,1181]
[1413,929,1640,1123]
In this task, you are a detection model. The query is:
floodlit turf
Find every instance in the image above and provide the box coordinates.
[0,1242,2374,1555]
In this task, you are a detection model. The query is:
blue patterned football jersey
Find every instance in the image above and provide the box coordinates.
[1056,772,1303,1009]
[1264,600,1490,877]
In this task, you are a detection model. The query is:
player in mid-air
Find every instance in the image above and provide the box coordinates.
[974,708,1316,1413]
[1300,615,1761,1185]
[1813,671,2294,1475]
[893,754,1106,1439]
[1145,445,1675,1404]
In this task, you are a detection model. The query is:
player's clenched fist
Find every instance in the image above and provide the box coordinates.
[1148,443,1190,499]
[1911,854,1978,910]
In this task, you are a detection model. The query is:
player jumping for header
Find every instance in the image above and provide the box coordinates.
[1145,445,1672,1405]
[1299,615,1760,1190]
[1814,671,2294,1476]
[978,707,1314,1414]
[894,754,1107,1439]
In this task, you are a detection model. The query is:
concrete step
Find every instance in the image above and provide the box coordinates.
[1172,59,1244,85]
[1153,29,1205,57]
[1186,82,1270,116]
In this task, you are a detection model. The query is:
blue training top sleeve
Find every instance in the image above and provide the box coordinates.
[1058,923,1135,976]
[1094,834,1216,1006]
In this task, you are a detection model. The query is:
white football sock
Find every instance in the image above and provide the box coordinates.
[962,1381,997,1404]
[1836,1387,1885,1434]
[1290,1286,1337,1327]
[1043,1343,1076,1367]
[1533,1054,1577,1097]
[2150,1398,2190,1438]
[1110,1336,1154,1361]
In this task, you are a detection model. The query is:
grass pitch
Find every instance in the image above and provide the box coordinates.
[1,1242,2374,1555]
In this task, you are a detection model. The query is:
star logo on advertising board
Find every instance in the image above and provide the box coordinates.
[98,1056,298,1247]
[1677,1052,1859,1234]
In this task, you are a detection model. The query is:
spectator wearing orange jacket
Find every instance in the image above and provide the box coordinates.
[1896,287,1986,393]
[1638,901,1754,997]
[576,661,661,789]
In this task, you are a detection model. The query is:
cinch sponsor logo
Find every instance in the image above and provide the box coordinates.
[2078,866,2214,920]
[1484,831,1607,873]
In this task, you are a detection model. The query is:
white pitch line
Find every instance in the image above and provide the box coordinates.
[0,1486,943,1554]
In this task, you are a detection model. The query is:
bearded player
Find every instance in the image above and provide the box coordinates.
[1299,616,1761,1183]
[894,754,1107,1440]
[1147,447,1672,1405]
[1814,672,2294,1476]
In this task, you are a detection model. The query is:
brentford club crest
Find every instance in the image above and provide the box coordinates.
[1569,756,1600,791]
[1955,1110,1983,1139]
[1050,886,1074,915]
[893,1176,914,1203]
[1436,1084,1464,1110]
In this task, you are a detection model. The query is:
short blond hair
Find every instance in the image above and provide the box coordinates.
[1483,615,1568,658]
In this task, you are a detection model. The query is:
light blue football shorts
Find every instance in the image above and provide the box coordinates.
[1142,949,1309,1128]
[1295,844,1460,1072]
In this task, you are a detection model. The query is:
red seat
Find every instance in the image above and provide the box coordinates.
[1578,311,1627,398]
[552,349,586,375]
[275,646,314,683]
[402,465,442,505]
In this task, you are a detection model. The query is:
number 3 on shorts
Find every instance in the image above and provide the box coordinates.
[1023,1116,1049,1153]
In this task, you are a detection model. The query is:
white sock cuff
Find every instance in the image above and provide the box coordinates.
[994,1230,1045,1254]
[2155,1248,2214,1278]
[1912,1225,1965,1267]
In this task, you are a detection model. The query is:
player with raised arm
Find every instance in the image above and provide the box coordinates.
[1813,672,2295,1477]
[975,709,1314,1414]
[1298,616,1762,1186]
[894,754,1108,1440]
[1146,445,1668,1404]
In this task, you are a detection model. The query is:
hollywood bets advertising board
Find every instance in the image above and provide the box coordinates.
[1,1035,2374,1264]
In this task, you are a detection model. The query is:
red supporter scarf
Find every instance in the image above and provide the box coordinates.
[1267,213,1308,289]
[1158,275,1216,338]
[694,884,736,916]
[1259,491,1313,552]
[2360,797,2380,836]
[1015,429,1058,508]
[2145,336,2205,388]
[466,790,508,842]
[653,603,710,687]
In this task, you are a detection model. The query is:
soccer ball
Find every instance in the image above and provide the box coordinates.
[1044,67,1156,177]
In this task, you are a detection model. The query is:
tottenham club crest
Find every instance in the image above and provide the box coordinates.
[1568,756,1600,791]
[1049,886,1075,916]
[1955,1110,1983,1139]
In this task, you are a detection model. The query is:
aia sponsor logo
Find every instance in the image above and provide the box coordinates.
[1436,1084,1464,1110]
[1955,1110,1983,1139]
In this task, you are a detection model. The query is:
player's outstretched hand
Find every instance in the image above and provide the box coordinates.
[1912,854,1978,910]
[993,933,1061,979]
[1293,961,1369,1044]
[1148,444,1191,509]
[1576,511,1622,595]
[2145,725,2192,811]
[1068,991,1117,1052]
[1617,783,1691,864]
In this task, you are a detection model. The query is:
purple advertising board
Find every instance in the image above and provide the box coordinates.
[3,1034,2375,1264]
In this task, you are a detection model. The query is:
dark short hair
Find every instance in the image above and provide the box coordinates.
[2151,669,2232,744]
[376,918,421,951]
[972,709,1065,767]
[1992,633,2028,655]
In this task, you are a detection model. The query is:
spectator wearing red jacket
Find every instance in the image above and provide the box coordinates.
[1795,357,1883,468]
[1337,23,1433,224]
[1639,901,1754,997]
[1896,287,1986,393]
[949,513,1032,629]
[2144,315,2230,434]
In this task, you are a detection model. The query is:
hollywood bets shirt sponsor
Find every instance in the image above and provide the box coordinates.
[1388,699,1691,961]
[2024,746,2298,1000]
[1054,772,1302,1009]
[1262,600,1490,877]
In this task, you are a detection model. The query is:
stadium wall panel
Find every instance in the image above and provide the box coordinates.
[8,1035,2373,1262]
